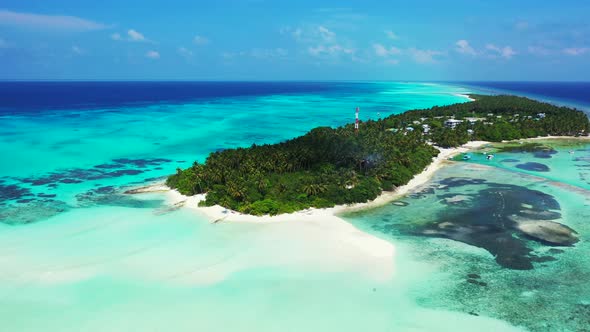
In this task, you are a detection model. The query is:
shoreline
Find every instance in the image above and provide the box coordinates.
[126,135,589,280]
[134,135,590,224]
[146,140,490,223]
[515,135,590,141]
[455,93,476,102]
[124,141,490,271]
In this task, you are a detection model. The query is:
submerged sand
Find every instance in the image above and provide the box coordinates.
[0,139,536,332]
[135,140,491,283]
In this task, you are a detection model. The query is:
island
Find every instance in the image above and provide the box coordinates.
[166,95,590,215]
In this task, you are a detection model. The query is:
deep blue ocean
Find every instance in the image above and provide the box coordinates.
[1,81,589,114]
[459,81,590,113]
[0,81,338,113]
[1,81,590,332]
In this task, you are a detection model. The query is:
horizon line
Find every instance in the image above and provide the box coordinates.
[1,79,590,83]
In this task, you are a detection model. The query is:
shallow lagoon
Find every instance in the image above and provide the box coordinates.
[346,141,590,331]
[1,82,525,332]
[0,82,470,224]
[1,82,588,331]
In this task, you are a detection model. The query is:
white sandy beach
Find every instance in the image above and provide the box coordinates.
[455,93,476,102]
[128,136,585,285]
[1,140,542,332]
[160,140,490,223]
[123,140,491,285]
[523,135,590,141]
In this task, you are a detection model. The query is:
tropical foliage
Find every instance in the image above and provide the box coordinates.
[394,94,590,147]
[167,95,589,215]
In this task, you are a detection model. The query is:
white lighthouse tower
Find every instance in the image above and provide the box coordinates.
[355,107,359,134]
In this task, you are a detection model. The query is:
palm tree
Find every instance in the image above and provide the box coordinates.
[316,183,328,194]
[303,183,327,196]
[303,184,317,196]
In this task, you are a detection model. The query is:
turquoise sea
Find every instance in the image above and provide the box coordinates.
[346,141,590,331]
[1,81,589,331]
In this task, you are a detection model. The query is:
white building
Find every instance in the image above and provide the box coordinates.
[444,119,463,129]
[465,117,484,124]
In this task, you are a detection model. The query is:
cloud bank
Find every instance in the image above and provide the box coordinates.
[0,9,107,31]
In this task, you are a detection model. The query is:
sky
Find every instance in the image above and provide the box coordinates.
[0,0,589,81]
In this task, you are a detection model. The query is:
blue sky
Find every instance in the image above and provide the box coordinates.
[0,0,589,80]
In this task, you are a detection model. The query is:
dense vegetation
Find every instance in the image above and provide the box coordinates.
[167,95,589,215]
[392,94,589,147]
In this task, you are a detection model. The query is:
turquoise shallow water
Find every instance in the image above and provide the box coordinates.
[1,82,588,331]
[456,140,590,190]
[1,82,524,332]
[0,82,470,225]
[345,141,590,331]
[0,204,523,332]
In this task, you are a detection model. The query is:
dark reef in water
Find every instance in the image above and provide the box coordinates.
[533,150,558,159]
[112,158,172,168]
[516,162,550,172]
[0,200,70,225]
[498,143,558,159]
[0,157,173,224]
[13,157,172,189]
[381,177,579,270]
[0,183,34,202]
[76,186,164,209]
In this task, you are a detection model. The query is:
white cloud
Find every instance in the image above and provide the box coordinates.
[0,9,108,31]
[385,30,399,40]
[71,45,84,55]
[111,29,152,42]
[374,44,386,56]
[408,48,443,63]
[308,44,353,57]
[128,29,146,42]
[177,47,193,58]
[563,47,589,56]
[373,43,401,57]
[502,47,517,58]
[146,50,160,59]
[455,39,477,55]
[307,46,322,56]
[486,44,516,59]
[194,35,209,45]
[318,26,335,41]
[285,25,338,44]
[285,24,358,62]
